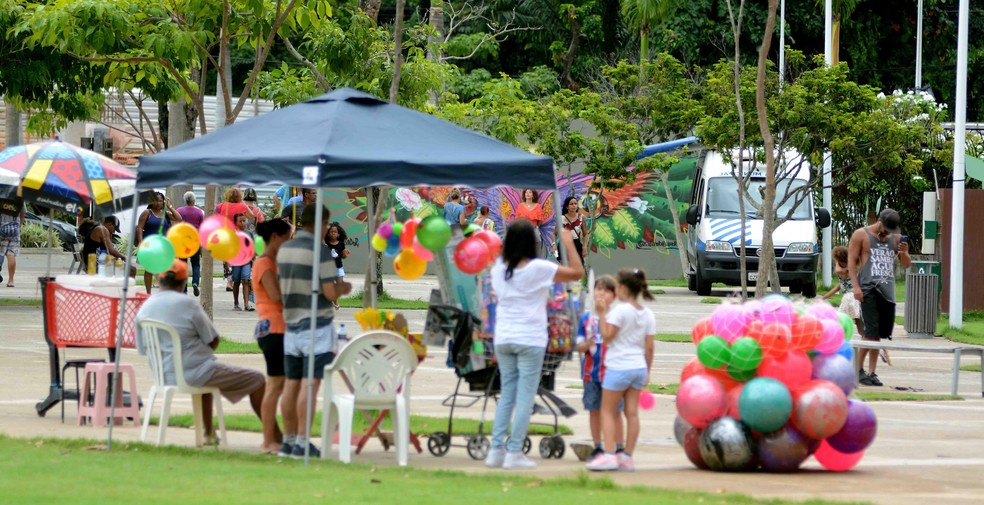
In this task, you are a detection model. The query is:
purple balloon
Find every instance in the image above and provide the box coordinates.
[827,400,878,454]
[811,354,856,395]
[756,424,812,472]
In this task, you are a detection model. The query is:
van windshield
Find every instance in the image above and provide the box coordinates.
[706,177,813,220]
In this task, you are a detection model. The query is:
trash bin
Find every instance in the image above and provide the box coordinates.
[904,261,939,339]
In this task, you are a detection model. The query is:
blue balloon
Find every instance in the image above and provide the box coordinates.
[836,341,854,362]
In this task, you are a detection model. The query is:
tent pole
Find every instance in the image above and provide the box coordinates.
[366,187,377,308]
[46,209,54,277]
[303,190,325,465]
[552,189,568,267]
[107,200,141,450]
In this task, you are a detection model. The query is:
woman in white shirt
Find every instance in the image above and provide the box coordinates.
[484,218,584,470]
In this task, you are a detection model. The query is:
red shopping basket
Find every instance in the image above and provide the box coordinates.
[44,282,148,349]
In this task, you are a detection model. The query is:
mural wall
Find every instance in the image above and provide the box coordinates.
[325,156,697,279]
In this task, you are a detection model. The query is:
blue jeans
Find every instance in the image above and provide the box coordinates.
[186,249,201,286]
[491,343,545,452]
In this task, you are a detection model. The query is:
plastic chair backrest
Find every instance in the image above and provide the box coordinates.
[333,331,418,403]
[137,319,193,390]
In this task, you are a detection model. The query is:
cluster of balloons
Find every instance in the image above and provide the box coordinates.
[674,295,877,473]
[371,215,503,279]
[137,215,264,275]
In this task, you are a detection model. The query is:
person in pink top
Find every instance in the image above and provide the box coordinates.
[216,188,256,290]
[178,191,205,296]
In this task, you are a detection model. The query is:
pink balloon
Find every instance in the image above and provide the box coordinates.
[758,350,813,390]
[760,297,796,327]
[473,230,502,260]
[792,380,849,440]
[676,374,727,429]
[805,301,839,322]
[638,390,656,411]
[411,237,433,261]
[453,237,490,274]
[229,231,255,266]
[199,214,233,248]
[816,319,846,354]
[743,300,763,322]
[378,221,394,239]
[814,439,864,472]
[711,304,748,343]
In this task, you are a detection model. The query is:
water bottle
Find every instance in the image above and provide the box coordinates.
[337,323,349,352]
[97,250,107,277]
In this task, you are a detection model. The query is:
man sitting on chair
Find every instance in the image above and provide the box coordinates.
[135,260,272,446]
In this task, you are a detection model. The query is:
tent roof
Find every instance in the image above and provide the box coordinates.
[137,88,556,190]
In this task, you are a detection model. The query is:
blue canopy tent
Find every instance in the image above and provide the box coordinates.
[111,88,557,460]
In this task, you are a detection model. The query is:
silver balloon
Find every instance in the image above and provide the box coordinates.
[673,415,693,447]
[698,416,756,471]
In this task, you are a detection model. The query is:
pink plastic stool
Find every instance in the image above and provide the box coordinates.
[77,362,140,427]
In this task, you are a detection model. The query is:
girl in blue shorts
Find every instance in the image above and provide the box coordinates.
[585,268,655,472]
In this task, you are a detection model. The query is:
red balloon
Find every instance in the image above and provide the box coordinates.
[400,218,421,249]
[453,237,490,274]
[814,439,864,472]
[472,230,502,261]
[758,322,792,358]
[724,383,745,420]
[758,350,813,390]
[680,357,705,383]
[683,427,709,469]
[691,317,714,345]
[791,314,824,350]
[681,357,739,391]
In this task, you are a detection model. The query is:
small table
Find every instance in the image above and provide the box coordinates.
[35,276,147,417]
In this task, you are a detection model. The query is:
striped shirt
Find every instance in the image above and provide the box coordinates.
[277,230,338,332]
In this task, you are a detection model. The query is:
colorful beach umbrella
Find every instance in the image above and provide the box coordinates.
[0,140,142,215]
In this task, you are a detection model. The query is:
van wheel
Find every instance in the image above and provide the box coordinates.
[687,272,696,291]
[789,282,802,294]
[802,281,817,298]
[695,268,712,296]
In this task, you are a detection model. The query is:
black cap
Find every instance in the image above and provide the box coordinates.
[878,208,901,234]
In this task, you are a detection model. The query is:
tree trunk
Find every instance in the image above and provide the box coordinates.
[640,27,649,65]
[389,0,407,104]
[726,0,749,300]
[754,0,780,298]
[662,171,689,275]
[360,0,382,22]
[428,0,444,105]
[4,102,22,147]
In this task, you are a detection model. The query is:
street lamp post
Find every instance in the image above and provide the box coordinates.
[949,0,969,329]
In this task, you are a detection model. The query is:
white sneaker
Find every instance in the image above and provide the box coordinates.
[502,451,537,470]
[617,452,635,472]
[585,452,618,471]
[484,447,506,468]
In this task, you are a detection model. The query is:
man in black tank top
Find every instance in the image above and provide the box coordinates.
[848,208,911,386]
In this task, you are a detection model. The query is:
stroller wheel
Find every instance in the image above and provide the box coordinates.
[550,436,566,459]
[523,436,532,455]
[538,437,553,459]
[466,435,490,460]
[427,431,451,457]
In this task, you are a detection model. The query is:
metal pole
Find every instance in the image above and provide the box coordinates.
[303,188,326,464]
[822,0,833,288]
[779,0,786,88]
[107,199,141,449]
[916,0,924,88]
[366,188,377,308]
[949,0,969,329]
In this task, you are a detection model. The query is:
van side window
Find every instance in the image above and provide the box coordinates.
[696,179,706,216]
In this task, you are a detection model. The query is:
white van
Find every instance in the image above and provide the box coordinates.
[684,150,830,297]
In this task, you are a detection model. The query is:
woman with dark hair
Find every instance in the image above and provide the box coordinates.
[512,189,543,226]
[251,218,293,454]
[136,191,182,294]
[484,219,584,470]
[561,195,588,265]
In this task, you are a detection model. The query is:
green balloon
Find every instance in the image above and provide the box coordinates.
[254,235,266,256]
[738,377,793,433]
[727,364,757,382]
[137,235,176,274]
[464,223,481,236]
[417,215,452,251]
[838,312,855,340]
[729,337,763,372]
[697,335,732,369]
[391,222,404,238]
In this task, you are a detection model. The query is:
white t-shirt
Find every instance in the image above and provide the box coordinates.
[490,258,559,347]
[604,302,656,371]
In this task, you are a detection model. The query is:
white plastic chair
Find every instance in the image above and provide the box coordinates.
[137,319,227,448]
[321,330,418,465]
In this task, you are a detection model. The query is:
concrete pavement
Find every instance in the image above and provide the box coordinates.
[1,250,983,504]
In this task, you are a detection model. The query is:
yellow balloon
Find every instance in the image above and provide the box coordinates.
[394,249,427,280]
[166,222,201,259]
[206,228,240,261]
[371,233,388,252]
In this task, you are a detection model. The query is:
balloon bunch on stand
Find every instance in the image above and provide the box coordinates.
[136,215,261,275]
[369,211,503,278]
[674,295,877,473]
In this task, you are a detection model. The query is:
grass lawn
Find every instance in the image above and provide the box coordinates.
[0,435,863,505]
[938,312,984,346]
[648,277,688,288]
[157,413,573,437]
[215,339,261,354]
[567,383,680,396]
[0,298,42,306]
[338,291,429,310]
[851,391,962,402]
[700,297,722,304]
[960,364,981,372]
[655,333,691,343]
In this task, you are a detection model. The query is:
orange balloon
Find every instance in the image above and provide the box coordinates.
[757,322,792,358]
[791,314,824,350]
[691,317,714,345]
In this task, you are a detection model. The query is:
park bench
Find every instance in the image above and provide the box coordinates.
[850,339,984,397]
